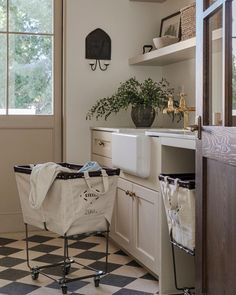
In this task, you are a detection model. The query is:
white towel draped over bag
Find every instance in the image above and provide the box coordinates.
[29,162,72,209]
[15,163,119,236]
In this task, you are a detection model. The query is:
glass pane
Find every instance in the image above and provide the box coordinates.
[0,0,7,31]
[233,0,236,117]
[0,34,7,114]
[9,34,53,115]
[204,8,223,126]
[9,0,53,33]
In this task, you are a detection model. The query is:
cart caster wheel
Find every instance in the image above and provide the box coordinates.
[62,264,71,275]
[61,285,67,294]
[184,290,194,295]
[31,268,39,280]
[94,277,100,287]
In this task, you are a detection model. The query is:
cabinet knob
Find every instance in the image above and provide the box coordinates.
[98,140,105,146]
[125,190,136,198]
[130,192,136,198]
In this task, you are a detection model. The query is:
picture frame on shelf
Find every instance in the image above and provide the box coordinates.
[160,12,181,38]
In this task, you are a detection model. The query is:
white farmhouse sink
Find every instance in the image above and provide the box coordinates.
[112,132,151,178]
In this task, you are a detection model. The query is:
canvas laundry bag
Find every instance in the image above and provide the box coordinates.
[14,164,119,236]
[159,174,195,251]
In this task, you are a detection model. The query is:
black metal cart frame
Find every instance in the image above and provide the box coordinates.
[25,222,110,294]
[170,231,195,295]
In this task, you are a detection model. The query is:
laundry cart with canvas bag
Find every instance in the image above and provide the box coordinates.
[14,162,120,294]
[159,173,195,295]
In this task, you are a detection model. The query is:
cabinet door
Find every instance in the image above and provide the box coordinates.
[110,178,133,251]
[132,184,159,273]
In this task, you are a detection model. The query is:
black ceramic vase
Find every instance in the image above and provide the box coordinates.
[131,105,156,128]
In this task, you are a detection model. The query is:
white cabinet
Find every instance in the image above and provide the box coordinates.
[91,130,112,167]
[110,178,133,250]
[132,183,159,273]
[110,177,159,274]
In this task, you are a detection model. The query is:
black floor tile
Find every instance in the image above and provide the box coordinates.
[0,246,21,256]
[42,265,78,276]
[46,279,89,291]
[67,234,91,240]
[126,260,142,268]
[101,274,136,287]
[88,261,121,273]
[69,241,98,250]
[0,257,25,267]
[0,269,29,281]
[75,250,107,260]
[141,273,158,281]
[25,235,53,243]
[29,244,60,253]
[114,250,128,256]
[114,289,153,295]
[0,237,17,246]
[0,282,39,295]
[33,253,64,264]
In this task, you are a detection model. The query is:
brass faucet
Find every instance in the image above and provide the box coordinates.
[163,95,176,114]
[163,93,195,129]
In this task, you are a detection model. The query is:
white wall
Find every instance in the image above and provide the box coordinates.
[64,0,166,163]
[64,0,196,162]
[160,0,196,127]
[162,59,196,127]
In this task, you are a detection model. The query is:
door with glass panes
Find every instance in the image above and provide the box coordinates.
[0,0,62,232]
[196,0,236,294]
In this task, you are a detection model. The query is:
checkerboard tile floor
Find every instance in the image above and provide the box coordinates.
[0,231,159,295]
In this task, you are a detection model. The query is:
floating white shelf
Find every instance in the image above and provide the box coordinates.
[129,28,222,66]
[129,37,196,66]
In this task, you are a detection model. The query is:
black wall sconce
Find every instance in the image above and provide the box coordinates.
[85,28,111,71]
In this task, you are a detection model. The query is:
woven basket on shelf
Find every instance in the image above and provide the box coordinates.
[180,3,196,41]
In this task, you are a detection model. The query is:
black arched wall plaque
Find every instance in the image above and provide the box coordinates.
[85,28,111,60]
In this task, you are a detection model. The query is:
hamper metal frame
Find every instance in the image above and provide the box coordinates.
[25,223,110,294]
[159,173,196,295]
[170,231,195,295]
[14,163,120,295]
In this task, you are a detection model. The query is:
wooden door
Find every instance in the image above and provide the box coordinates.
[196,0,236,294]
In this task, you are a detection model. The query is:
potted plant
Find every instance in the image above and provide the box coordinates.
[86,77,177,127]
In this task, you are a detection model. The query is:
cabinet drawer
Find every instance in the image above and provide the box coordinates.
[92,154,112,168]
[92,131,112,158]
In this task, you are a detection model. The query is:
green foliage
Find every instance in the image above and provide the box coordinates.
[0,0,53,114]
[0,0,6,31]
[86,77,175,120]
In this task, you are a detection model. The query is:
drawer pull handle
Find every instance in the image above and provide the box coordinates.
[98,140,105,146]
[125,191,136,199]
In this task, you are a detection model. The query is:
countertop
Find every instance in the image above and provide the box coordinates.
[91,127,196,150]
